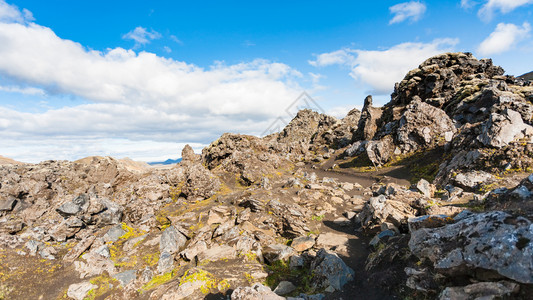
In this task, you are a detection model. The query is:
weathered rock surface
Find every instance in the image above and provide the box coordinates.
[409,211,533,283]
[67,281,98,300]
[439,281,519,300]
[310,249,354,291]
[232,283,285,300]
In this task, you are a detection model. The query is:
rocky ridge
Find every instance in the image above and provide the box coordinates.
[0,52,532,300]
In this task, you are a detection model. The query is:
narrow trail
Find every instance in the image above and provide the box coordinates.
[307,152,411,300]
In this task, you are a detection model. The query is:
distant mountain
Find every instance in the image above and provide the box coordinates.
[148,158,182,165]
[518,71,533,81]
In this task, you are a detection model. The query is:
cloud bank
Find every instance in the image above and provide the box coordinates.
[309,39,458,95]
[0,1,303,162]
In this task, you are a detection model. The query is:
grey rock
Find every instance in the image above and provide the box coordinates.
[396,100,456,154]
[369,229,396,247]
[365,136,395,166]
[357,195,416,228]
[453,171,494,191]
[96,198,123,226]
[25,240,43,256]
[511,185,531,199]
[67,281,98,300]
[56,194,89,218]
[274,281,297,296]
[310,249,354,291]
[92,245,111,258]
[0,196,17,212]
[409,211,533,283]
[263,244,296,263]
[231,283,284,300]
[103,224,126,242]
[113,269,137,286]
[56,202,82,217]
[478,108,533,148]
[290,255,305,269]
[416,179,435,198]
[439,281,519,300]
[160,225,187,254]
[345,141,367,157]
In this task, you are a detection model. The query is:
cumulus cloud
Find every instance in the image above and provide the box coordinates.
[309,39,458,95]
[308,49,356,67]
[122,26,162,47]
[477,22,531,55]
[389,1,427,24]
[0,0,33,23]
[477,0,533,21]
[0,1,304,162]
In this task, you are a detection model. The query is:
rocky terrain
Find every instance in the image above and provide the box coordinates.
[1,52,532,300]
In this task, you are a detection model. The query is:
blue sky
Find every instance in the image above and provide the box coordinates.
[0,0,532,163]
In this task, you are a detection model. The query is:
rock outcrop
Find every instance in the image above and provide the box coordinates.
[2,52,533,300]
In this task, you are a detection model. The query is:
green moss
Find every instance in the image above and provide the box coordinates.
[311,215,325,222]
[179,269,227,294]
[140,270,176,292]
[85,275,118,300]
[265,260,316,296]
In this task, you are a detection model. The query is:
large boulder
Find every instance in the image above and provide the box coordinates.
[477,108,533,148]
[356,195,417,229]
[310,249,355,291]
[396,99,456,153]
[409,211,533,283]
[231,283,284,300]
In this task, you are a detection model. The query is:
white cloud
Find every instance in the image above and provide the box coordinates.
[308,49,356,67]
[309,39,458,95]
[0,85,45,95]
[389,1,427,24]
[478,0,533,21]
[0,0,32,23]
[477,22,531,55]
[122,26,162,47]
[0,2,305,163]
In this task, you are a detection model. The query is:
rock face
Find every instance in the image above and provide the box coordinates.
[395,99,456,153]
[409,211,533,283]
[2,51,533,300]
[310,249,355,291]
[231,283,284,300]
[477,108,533,148]
[344,52,533,183]
[354,95,383,141]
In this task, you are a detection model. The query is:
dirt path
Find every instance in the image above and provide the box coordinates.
[306,154,410,299]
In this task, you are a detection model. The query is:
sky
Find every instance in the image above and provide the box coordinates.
[0,0,532,163]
